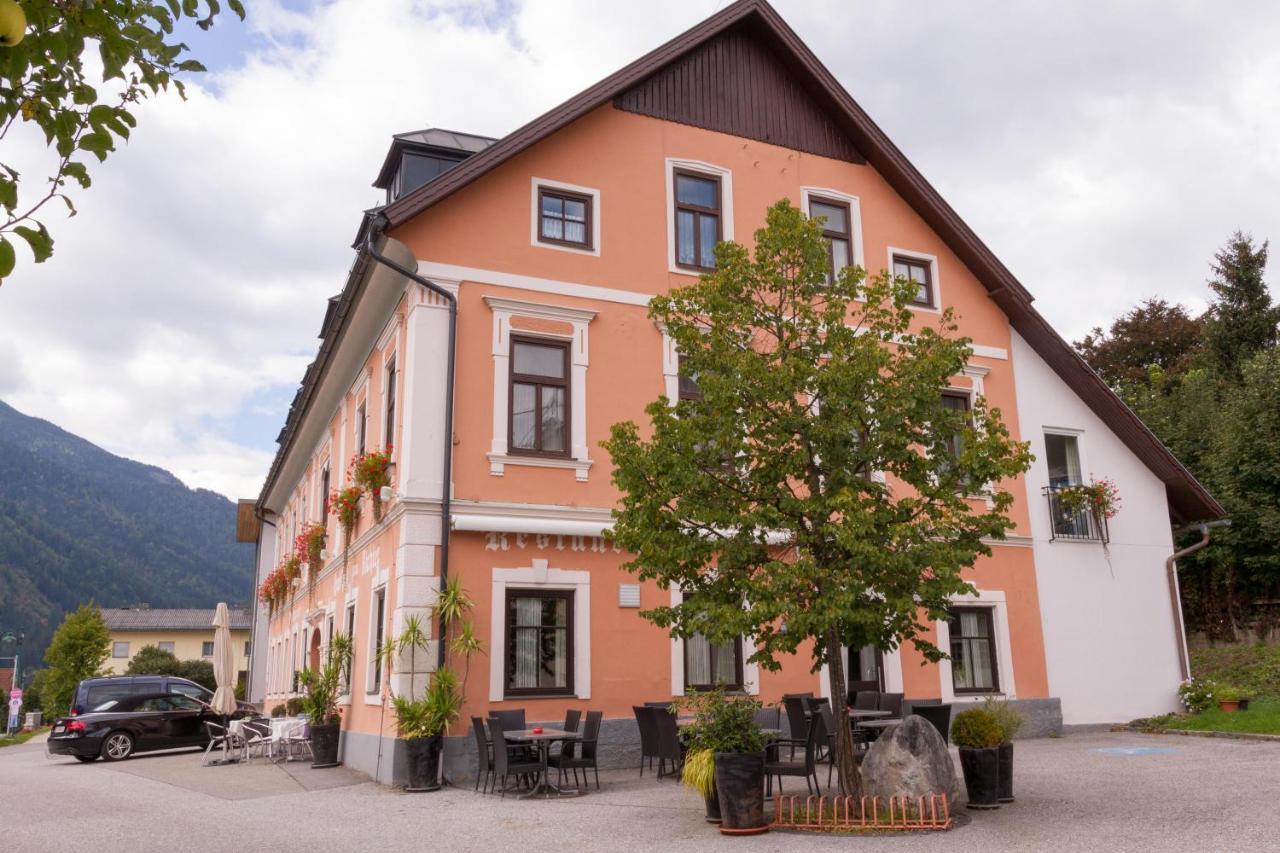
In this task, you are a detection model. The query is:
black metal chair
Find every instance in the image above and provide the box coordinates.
[912,703,952,745]
[551,709,582,769]
[765,709,825,796]
[490,708,526,731]
[470,716,495,793]
[877,692,904,716]
[782,695,810,759]
[653,705,685,780]
[488,716,542,797]
[634,705,660,777]
[753,706,781,731]
[817,704,839,786]
[853,691,880,711]
[846,679,880,707]
[551,710,602,790]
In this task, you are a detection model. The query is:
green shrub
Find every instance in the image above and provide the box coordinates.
[285,697,305,716]
[981,696,1024,743]
[270,704,286,718]
[1191,643,1280,700]
[951,709,1003,749]
[678,689,768,755]
[1178,677,1217,713]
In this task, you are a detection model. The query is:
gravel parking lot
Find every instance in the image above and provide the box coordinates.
[3,731,1277,852]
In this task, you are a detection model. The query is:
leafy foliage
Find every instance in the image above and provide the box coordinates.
[950,708,1003,749]
[604,200,1031,794]
[677,689,768,755]
[0,0,243,283]
[681,747,716,799]
[42,604,109,717]
[0,400,253,669]
[1075,298,1204,388]
[298,633,352,726]
[1202,232,1279,379]
[1191,644,1280,701]
[980,695,1025,743]
[124,644,215,690]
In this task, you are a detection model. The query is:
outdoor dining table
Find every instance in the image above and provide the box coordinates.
[504,728,582,799]
[854,718,901,732]
[845,708,893,719]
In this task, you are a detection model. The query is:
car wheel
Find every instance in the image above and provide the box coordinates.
[74,755,98,763]
[101,731,135,762]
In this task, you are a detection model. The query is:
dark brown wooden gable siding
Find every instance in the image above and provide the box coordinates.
[614,25,864,163]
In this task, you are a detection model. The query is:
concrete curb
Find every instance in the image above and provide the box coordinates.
[1111,724,1280,743]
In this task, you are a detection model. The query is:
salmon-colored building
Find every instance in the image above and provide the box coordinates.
[248,0,1221,785]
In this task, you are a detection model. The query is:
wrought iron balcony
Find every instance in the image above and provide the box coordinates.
[1044,486,1109,543]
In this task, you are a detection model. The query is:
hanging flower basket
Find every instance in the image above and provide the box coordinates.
[1055,476,1120,540]
[296,522,327,590]
[258,565,290,615]
[352,448,393,523]
[330,485,363,549]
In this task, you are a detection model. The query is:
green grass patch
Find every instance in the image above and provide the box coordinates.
[1191,643,1280,699]
[1136,699,1280,736]
[0,727,47,748]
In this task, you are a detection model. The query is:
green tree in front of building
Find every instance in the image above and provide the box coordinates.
[604,200,1032,796]
[42,605,110,716]
[127,645,217,691]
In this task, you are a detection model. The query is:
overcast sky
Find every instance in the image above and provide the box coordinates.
[1,0,1276,500]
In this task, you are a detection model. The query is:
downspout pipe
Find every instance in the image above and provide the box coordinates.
[364,216,456,672]
[1166,519,1231,681]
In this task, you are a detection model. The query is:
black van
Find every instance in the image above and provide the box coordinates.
[70,675,214,716]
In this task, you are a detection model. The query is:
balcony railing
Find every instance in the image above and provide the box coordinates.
[1044,486,1109,543]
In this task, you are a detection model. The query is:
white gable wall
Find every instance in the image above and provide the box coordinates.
[1010,330,1183,724]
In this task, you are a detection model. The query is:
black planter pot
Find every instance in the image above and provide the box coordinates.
[404,735,443,792]
[997,741,1014,803]
[310,722,341,768]
[704,786,723,823]
[714,751,768,835]
[958,746,1000,810]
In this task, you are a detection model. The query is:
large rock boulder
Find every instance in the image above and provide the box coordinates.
[859,714,961,806]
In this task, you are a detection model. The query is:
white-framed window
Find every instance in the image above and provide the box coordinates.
[666,158,734,275]
[668,585,760,696]
[201,641,215,658]
[157,641,175,654]
[490,559,591,701]
[112,641,129,659]
[886,247,942,312]
[801,187,865,284]
[356,399,368,457]
[484,296,597,481]
[339,601,356,698]
[383,355,397,451]
[530,177,601,256]
[366,587,386,695]
[936,589,1016,703]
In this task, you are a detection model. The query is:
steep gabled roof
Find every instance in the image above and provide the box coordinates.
[378,0,1220,522]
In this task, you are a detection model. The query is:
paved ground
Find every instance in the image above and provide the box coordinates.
[2,731,1277,852]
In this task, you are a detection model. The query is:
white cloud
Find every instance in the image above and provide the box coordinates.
[0,0,1276,499]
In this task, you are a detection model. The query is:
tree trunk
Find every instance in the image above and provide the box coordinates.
[824,628,862,798]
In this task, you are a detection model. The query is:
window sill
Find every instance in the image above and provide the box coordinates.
[488,452,593,482]
[503,692,577,701]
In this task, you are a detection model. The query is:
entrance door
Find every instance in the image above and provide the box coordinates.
[848,645,885,691]
[309,628,322,673]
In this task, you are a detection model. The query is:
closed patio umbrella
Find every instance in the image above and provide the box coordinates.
[209,603,238,763]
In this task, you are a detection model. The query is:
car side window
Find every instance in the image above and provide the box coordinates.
[167,696,202,712]
[86,685,131,708]
[169,683,204,700]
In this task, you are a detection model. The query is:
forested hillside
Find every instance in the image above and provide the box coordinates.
[0,400,253,669]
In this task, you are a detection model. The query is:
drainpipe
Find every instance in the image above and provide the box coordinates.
[364,216,455,672]
[1166,519,1231,681]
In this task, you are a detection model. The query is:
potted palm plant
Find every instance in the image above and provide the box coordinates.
[297,633,352,768]
[952,708,1003,809]
[388,578,483,792]
[678,689,770,834]
[982,696,1025,803]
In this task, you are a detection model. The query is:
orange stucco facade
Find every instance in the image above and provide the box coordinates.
[257,98,1054,780]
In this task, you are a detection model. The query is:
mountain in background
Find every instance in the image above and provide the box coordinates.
[0,400,254,673]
